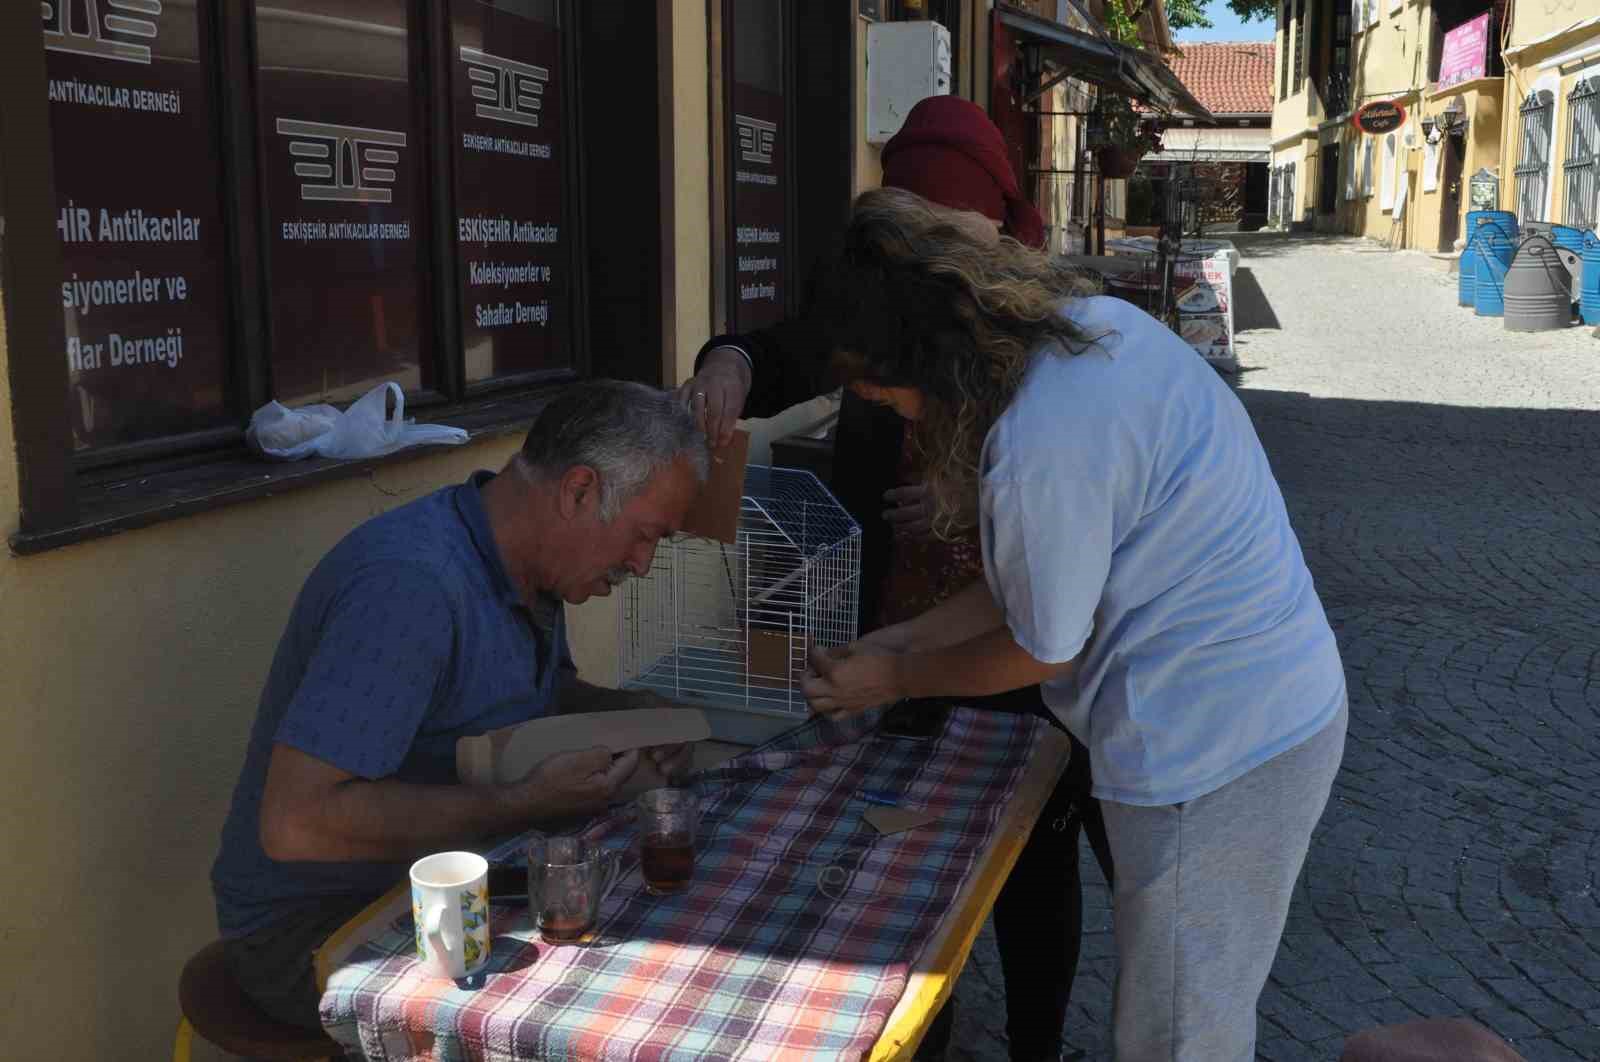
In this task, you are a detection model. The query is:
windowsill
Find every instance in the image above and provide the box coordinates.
[1427,76,1502,99]
[8,390,556,557]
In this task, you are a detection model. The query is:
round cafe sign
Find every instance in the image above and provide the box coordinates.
[1353,100,1407,135]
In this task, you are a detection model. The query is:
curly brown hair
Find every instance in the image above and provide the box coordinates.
[814,187,1102,538]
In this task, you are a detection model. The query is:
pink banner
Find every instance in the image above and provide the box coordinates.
[1438,13,1490,89]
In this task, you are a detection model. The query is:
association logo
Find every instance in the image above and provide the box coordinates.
[276,119,407,204]
[460,47,549,129]
[735,114,777,165]
[43,0,162,65]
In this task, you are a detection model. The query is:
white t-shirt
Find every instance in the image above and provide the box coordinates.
[980,296,1345,806]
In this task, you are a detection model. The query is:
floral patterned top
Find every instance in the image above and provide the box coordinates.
[878,434,986,627]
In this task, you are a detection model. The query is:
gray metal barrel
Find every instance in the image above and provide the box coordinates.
[1503,235,1574,332]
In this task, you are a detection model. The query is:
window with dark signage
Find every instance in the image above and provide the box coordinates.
[43,0,232,451]
[255,0,433,406]
[726,0,788,334]
[450,0,571,383]
[10,0,663,545]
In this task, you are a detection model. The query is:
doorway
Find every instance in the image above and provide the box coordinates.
[1438,132,1466,251]
[1319,142,1341,216]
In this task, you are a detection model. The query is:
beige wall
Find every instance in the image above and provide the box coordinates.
[856,14,884,195]
[1405,78,1503,253]
[1507,0,1592,52]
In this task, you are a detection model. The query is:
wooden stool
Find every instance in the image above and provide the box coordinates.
[1340,1017,1526,1062]
[174,940,341,1061]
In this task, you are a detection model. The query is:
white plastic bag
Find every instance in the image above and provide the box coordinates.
[247,382,469,461]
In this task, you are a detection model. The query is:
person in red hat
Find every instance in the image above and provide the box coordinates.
[678,95,1109,1062]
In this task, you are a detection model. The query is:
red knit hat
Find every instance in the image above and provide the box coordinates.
[881,96,1046,249]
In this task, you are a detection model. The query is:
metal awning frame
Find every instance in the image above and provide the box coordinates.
[998,3,1215,124]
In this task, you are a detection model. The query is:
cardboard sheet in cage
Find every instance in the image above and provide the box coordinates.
[456,708,711,786]
[679,429,750,544]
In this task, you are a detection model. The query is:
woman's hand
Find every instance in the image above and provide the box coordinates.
[882,483,935,540]
[676,347,751,448]
[802,643,907,719]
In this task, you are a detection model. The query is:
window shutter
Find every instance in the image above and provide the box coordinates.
[1380,133,1397,209]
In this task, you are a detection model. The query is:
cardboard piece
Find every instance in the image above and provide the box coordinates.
[863,806,939,835]
[748,627,793,686]
[456,708,711,787]
[679,429,750,544]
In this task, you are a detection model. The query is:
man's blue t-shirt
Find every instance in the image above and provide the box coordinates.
[212,471,571,937]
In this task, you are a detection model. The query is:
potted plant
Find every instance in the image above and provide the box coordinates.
[1090,95,1162,179]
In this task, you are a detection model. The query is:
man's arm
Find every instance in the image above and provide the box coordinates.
[258,742,639,863]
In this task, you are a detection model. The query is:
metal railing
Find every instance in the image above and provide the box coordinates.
[1563,77,1599,230]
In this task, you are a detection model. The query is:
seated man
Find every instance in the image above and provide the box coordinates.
[210,379,708,1031]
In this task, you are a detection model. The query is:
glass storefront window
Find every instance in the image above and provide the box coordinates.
[44,0,233,450]
[727,0,788,334]
[449,0,571,383]
[255,0,432,405]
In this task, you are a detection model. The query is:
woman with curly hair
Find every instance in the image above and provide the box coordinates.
[802,187,1348,1062]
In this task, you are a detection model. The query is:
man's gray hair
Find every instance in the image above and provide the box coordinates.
[519,380,709,522]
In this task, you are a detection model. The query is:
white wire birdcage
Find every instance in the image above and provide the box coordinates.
[619,465,861,743]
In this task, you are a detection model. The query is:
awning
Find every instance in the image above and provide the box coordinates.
[1144,126,1271,163]
[997,3,1215,123]
[1146,149,1268,163]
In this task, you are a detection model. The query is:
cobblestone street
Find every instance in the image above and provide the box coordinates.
[948,234,1600,1061]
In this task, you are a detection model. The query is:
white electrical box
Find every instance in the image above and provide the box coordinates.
[866,21,952,146]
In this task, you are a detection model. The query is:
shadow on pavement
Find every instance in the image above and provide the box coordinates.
[1231,266,1280,332]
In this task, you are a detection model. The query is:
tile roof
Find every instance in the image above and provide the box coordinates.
[1162,41,1276,116]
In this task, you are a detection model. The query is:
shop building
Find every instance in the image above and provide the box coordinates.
[1138,41,1276,233]
[1497,6,1600,231]
[1,2,1209,1057]
[1267,0,1600,252]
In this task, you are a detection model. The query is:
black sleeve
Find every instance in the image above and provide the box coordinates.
[694,263,835,419]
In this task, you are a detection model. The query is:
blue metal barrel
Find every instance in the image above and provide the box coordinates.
[1582,240,1600,326]
[1461,212,1517,310]
[1474,237,1515,317]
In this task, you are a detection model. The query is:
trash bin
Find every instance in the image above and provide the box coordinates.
[1503,235,1573,332]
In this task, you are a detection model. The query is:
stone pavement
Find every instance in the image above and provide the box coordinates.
[945,234,1600,1061]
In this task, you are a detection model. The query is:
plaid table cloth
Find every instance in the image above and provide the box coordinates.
[322,707,1043,1061]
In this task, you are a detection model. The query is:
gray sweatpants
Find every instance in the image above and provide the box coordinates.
[1102,699,1347,1061]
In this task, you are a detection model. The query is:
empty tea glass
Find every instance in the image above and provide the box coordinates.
[526,835,620,944]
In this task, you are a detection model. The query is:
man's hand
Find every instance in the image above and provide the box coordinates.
[801,643,906,719]
[677,347,751,447]
[883,483,935,540]
[642,743,694,784]
[511,746,640,821]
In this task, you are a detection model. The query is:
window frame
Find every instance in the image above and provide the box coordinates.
[1562,76,1599,230]
[1380,131,1397,210]
[1292,0,1306,95]
[5,0,615,545]
[1514,87,1555,224]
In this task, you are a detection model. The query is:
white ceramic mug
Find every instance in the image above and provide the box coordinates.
[409,851,491,979]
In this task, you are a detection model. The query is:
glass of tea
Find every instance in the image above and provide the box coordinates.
[635,787,698,896]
